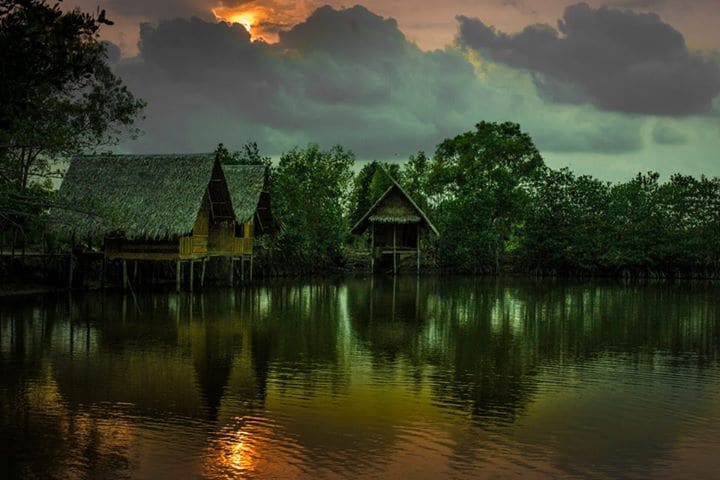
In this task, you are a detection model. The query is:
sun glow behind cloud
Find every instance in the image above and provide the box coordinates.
[212,6,264,40]
[210,0,311,43]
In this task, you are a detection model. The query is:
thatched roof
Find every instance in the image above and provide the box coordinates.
[222,165,267,223]
[351,179,439,236]
[56,154,218,239]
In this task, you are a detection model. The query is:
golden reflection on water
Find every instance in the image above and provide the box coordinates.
[2,277,720,478]
[206,426,259,477]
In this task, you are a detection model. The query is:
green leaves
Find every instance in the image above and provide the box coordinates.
[270,144,354,269]
[427,121,545,272]
[0,0,145,187]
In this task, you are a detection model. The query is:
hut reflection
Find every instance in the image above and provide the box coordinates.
[3,279,720,479]
[346,276,427,362]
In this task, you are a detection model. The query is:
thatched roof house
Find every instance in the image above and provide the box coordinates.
[57,154,228,240]
[351,178,438,274]
[56,154,272,289]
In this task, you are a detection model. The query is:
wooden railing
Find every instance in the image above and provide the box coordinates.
[233,237,253,256]
[180,235,208,258]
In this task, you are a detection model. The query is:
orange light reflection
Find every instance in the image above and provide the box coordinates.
[212,6,272,42]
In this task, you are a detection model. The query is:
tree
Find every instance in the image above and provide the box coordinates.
[428,121,544,272]
[520,167,611,271]
[214,142,271,167]
[348,161,401,225]
[270,144,354,269]
[0,0,145,190]
[401,151,430,210]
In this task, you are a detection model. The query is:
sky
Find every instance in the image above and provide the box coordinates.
[69,0,720,181]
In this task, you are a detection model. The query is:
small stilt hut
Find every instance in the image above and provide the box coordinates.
[351,178,438,274]
[56,154,252,290]
[222,164,274,283]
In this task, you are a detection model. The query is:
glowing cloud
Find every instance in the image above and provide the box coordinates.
[212,6,262,39]
[211,1,312,43]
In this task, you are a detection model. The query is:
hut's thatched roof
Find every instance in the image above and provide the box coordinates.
[56,154,218,239]
[222,165,267,223]
[351,179,439,236]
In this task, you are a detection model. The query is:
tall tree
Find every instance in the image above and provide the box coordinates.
[270,144,354,269]
[0,0,145,190]
[428,121,544,272]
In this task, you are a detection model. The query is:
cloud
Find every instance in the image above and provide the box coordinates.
[113,3,720,176]
[651,121,688,145]
[457,2,720,115]
[103,0,212,19]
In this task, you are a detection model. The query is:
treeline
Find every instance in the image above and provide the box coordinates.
[224,122,720,277]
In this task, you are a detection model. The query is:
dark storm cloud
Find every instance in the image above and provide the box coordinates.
[103,0,211,19]
[114,5,646,158]
[278,6,406,60]
[457,2,720,115]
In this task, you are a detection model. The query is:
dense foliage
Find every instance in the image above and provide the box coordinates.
[269,144,354,270]
[213,123,720,278]
[423,122,544,272]
[215,142,271,167]
[521,170,720,275]
[345,122,720,277]
[0,0,144,248]
[348,161,401,225]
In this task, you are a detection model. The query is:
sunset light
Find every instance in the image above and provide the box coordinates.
[212,6,264,40]
[5,1,720,479]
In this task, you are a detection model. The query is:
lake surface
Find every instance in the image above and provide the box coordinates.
[2,277,720,479]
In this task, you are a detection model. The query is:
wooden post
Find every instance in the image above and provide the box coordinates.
[393,223,397,275]
[133,261,138,284]
[392,274,397,319]
[241,257,245,284]
[122,260,128,291]
[230,258,235,286]
[189,260,194,292]
[201,259,207,288]
[67,232,75,288]
[68,253,74,288]
[416,223,420,275]
[371,223,375,274]
[250,255,253,282]
[101,257,106,290]
[176,260,181,293]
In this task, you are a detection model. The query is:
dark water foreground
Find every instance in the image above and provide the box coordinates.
[1,277,720,479]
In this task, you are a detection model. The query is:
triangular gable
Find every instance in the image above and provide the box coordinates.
[351,177,439,236]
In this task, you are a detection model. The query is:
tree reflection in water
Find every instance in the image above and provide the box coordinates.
[1,278,720,478]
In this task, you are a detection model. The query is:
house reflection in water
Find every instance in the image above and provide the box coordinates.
[3,280,720,478]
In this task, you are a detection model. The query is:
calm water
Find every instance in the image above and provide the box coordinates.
[1,277,720,479]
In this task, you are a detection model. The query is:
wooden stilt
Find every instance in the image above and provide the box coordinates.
[201,259,207,288]
[67,233,75,288]
[176,260,181,293]
[371,223,375,273]
[101,257,106,290]
[230,258,235,286]
[68,253,74,289]
[250,255,253,282]
[189,260,194,292]
[122,260,128,291]
[133,261,138,284]
[393,223,397,275]
[416,223,421,275]
[392,274,397,319]
[241,257,245,284]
